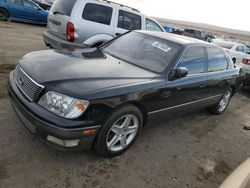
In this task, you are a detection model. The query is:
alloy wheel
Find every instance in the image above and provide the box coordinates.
[106,114,139,152]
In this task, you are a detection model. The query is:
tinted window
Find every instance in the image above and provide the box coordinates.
[82,3,113,25]
[236,45,244,52]
[103,32,181,73]
[177,46,205,75]
[50,0,76,16]
[118,10,141,30]
[184,29,195,34]
[146,19,163,32]
[5,0,21,5]
[243,46,250,53]
[23,0,37,9]
[207,47,228,72]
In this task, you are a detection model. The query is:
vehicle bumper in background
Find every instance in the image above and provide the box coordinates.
[8,71,100,151]
[43,31,88,50]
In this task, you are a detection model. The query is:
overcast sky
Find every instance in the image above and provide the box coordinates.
[112,0,250,31]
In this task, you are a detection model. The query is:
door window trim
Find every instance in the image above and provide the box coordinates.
[173,45,207,76]
[206,46,230,73]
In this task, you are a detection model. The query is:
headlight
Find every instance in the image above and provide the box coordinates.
[38,91,89,119]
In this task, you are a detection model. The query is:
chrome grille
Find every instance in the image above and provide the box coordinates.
[14,65,44,101]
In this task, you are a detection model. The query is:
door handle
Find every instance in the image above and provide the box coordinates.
[115,33,121,36]
[199,83,206,88]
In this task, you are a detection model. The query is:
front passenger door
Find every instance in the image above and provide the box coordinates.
[154,46,208,115]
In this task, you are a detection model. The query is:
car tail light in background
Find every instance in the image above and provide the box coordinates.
[66,22,75,42]
[242,58,250,65]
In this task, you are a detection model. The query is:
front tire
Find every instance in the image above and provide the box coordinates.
[94,105,143,157]
[210,88,233,114]
[0,8,8,21]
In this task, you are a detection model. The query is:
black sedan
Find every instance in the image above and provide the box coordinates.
[8,31,244,157]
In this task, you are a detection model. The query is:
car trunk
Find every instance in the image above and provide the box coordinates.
[48,0,77,40]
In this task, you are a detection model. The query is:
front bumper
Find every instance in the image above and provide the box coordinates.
[43,31,88,50]
[8,71,101,151]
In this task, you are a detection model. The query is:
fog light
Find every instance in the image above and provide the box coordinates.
[46,135,80,147]
[64,139,80,147]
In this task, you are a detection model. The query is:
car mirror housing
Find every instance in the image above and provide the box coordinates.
[169,67,189,81]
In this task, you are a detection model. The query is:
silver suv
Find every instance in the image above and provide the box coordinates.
[43,0,165,49]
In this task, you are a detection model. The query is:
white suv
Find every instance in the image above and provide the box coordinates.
[43,0,165,49]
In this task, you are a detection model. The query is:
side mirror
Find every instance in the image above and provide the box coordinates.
[169,67,189,80]
[246,51,250,55]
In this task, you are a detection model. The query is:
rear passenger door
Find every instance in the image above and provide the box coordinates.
[205,47,234,96]
[114,9,142,36]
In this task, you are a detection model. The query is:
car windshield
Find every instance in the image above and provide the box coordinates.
[213,41,235,49]
[103,32,181,73]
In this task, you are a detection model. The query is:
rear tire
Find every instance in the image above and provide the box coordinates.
[209,88,233,114]
[0,8,8,21]
[94,105,143,157]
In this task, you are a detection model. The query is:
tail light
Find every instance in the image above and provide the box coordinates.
[242,58,250,65]
[66,22,75,42]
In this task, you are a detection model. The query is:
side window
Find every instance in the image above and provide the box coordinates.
[207,47,228,72]
[236,45,243,52]
[82,3,113,25]
[117,10,141,30]
[146,19,163,32]
[5,0,21,5]
[177,46,205,75]
[23,0,38,9]
[243,46,250,53]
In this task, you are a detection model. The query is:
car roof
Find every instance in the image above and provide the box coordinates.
[136,30,212,46]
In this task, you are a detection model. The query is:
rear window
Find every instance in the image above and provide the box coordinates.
[50,0,76,16]
[82,3,113,25]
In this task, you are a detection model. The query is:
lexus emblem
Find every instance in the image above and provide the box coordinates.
[19,77,24,85]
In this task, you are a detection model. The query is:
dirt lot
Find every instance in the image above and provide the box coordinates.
[1,22,250,188]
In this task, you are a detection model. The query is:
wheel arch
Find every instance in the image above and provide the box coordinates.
[116,101,148,127]
[0,7,9,17]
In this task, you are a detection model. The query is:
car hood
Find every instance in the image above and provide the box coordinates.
[19,49,157,98]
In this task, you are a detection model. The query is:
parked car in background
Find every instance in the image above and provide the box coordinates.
[33,0,51,11]
[205,33,216,42]
[213,40,250,86]
[183,29,206,41]
[220,158,250,188]
[9,31,243,157]
[43,0,165,49]
[0,0,48,24]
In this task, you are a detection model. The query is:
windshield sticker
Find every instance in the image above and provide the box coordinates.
[152,42,171,52]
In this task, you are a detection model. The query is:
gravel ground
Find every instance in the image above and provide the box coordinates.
[0,22,250,188]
